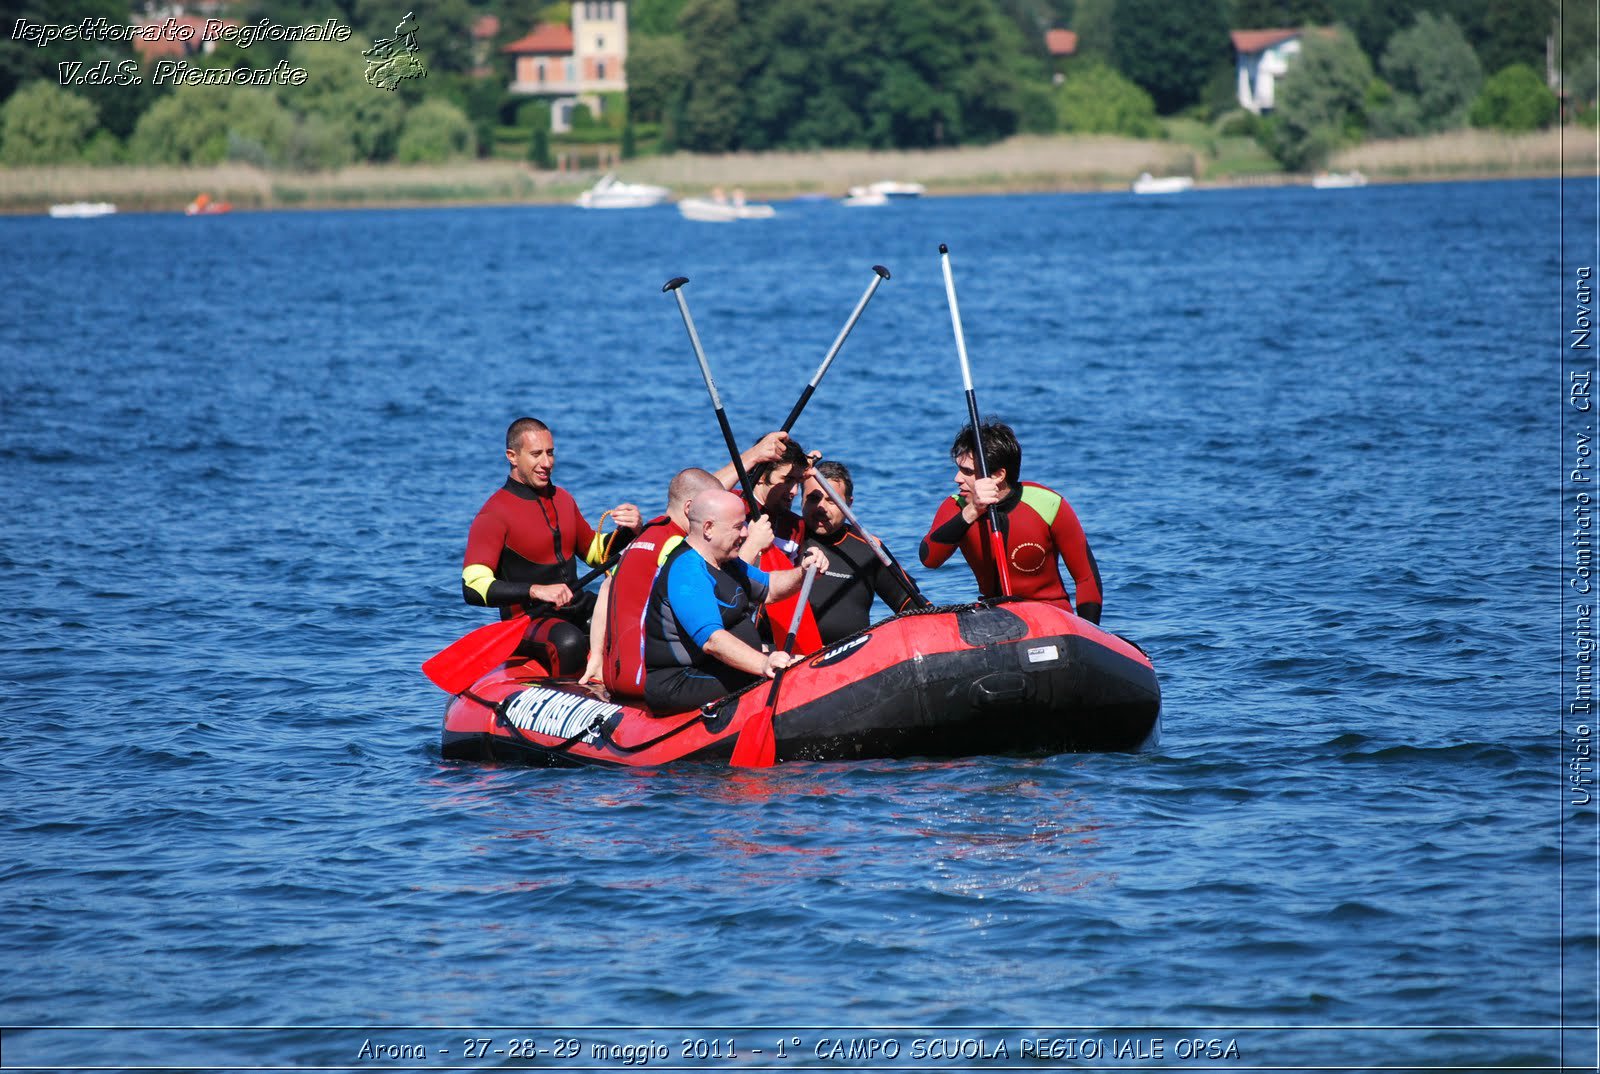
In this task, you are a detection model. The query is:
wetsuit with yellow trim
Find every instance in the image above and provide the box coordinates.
[462,478,627,674]
[800,527,922,645]
[919,480,1102,623]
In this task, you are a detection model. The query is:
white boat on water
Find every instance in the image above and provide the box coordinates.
[842,185,889,207]
[48,201,116,218]
[575,173,671,209]
[1312,170,1367,189]
[868,179,925,198]
[1131,173,1193,195]
[677,189,775,222]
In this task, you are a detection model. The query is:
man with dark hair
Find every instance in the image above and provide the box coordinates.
[461,416,642,676]
[749,435,810,558]
[799,460,923,644]
[642,489,825,714]
[919,419,1103,623]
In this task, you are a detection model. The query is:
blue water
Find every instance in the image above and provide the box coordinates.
[2,178,1595,1071]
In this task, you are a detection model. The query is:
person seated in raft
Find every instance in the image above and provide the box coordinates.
[641,488,826,714]
[918,419,1102,623]
[576,431,795,691]
[747,435,812,560]
[799,460,923,644]
[462,416,641,677]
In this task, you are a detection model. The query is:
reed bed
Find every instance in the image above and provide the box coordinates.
[1329,126,1596,178]
[0,128,1585,214]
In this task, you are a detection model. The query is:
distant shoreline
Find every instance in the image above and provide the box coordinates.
[2,128,1591,216]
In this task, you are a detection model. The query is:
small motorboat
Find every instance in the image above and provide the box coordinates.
[1312,170,1367,189]
[842,185,889,207]
[868,179,926,198]
[184,192,232,215]
[48,202,116,218]
[576,172,671,209]
[677,188,776,222]
[439,599,1161,767]
[1131,172,1194,194]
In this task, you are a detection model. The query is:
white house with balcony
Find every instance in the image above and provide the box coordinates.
[504,0,628,132]
[1231,28,1304,114]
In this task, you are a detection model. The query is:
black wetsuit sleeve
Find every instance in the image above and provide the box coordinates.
[870,543,922,614]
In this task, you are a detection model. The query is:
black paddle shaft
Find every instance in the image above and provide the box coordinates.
[664,275,762,516]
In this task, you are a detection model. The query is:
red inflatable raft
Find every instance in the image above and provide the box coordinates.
[439,598,1160,767]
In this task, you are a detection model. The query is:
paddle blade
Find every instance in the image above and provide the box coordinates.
[421,614,529,694]
[730,700,778,768]
[759,547,822,655]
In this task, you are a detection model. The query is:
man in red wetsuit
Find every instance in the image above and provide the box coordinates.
[919,420,1102,623]
[462,416,641,676]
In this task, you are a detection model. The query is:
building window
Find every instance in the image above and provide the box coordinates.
[536,59,545,83]
[597,60,606,79]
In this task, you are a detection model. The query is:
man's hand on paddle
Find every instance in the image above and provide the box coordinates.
[528,583,573,607]
[739,513,775,563]
[961,476,1003,522]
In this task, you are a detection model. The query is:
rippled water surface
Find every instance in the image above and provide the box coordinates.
[2,177,1594,1070]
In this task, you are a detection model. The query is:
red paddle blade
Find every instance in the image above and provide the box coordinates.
[420,614,528,694]
[730,702,778,767]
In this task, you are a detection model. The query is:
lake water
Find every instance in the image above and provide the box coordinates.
[1,175,1595,1071]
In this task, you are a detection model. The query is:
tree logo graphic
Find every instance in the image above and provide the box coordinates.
[363,12,426,91]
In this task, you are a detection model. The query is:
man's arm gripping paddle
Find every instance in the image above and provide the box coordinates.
[939,243,1012,597]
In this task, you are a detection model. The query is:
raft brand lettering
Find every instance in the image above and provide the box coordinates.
[810,633,870,668]
[503,687,619,740]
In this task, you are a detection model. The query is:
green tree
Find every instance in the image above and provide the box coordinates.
[1111,0,1229,113]
[1055,61,1159,136]
[1070,0,1115,65]
[1470,62,1560,130]
[676,0,747,151]
[1232,0,1335,26]
[1476,0,1553,75]
[395,98,476,161]
[285,41,405,161]
[1264,25,1372,170]
[0,81,99,164]
[1377,12,1482,132]
[626,33,691,126]
[632,0,692,34]
[127,84,352,169]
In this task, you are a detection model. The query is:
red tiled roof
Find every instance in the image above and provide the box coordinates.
[473,14,499,39]
[1230,28,1301,54]
[131,15,234,60]
[503,22,572,54]
[1045,29,1077,57]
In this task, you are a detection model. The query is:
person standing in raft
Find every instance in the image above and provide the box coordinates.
[800,460,923,644]
[919,420,1103,623]
[642,488,825,714]
[462,416,642,676]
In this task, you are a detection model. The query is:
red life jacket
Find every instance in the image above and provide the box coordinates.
[601,516,686,699]
[759,510,823,656]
